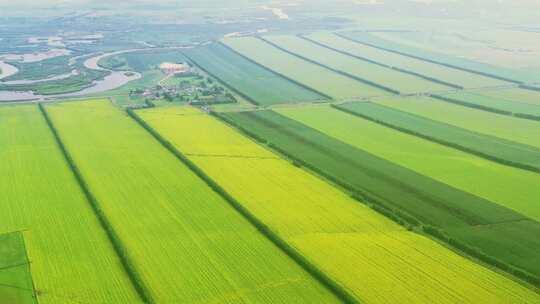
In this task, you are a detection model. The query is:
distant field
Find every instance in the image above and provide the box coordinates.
[183,43,326,105]
[477,87,540,106]
[276,104,540,222]
[0,104,138,304]
[263,35,450,94]
[339,31,533,83]
[220,109,540,279]
[99,50,188,72]
[139,106,540,303]
[375,96,540,149]
[338,101,540,172]
[306,32,507,89]
[432,90,540,120]
[223,37,388,100]
[0,232,35,304]
[45,99,334,303]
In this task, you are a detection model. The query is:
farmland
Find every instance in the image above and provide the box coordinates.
[183,42,326,105]
[138,106,540,303]
[223,37,388,100]
[0,232,35,304]
[44,99,336,303]
[338,31,533,83]
[0,104,139,303]
[219,109,540,280]
[275,104,540,222]
[3,2,540,302]
[305,32,508,89]
[477,87,540,106]
[336,101,540,173]
[99,50,188,72]
[262,35,451,94]
[431,90,540,120]
[375,96,540,149]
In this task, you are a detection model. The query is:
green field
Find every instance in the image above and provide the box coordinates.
[338,31,533,83]
[432,90,540,119]
[0,232,35,304]
[276,104,540,222]
[45,99,336,303]
[337,101,540,172]
[99,50,188,72]
[477,87,540,106]
[138,106,540,303]
[183,42,326,105]
[223,37,388,100]
[262,35,451,94]
[0,104,139,304]
[220,109,540,279]
[375,96,540,149]
[306,32,507,89]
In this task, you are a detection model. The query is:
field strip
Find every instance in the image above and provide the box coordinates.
[0,104,140,304]
[222,36,389,100]
[182,42,328,106]
[216,108,540,287]
[299,34,464,89]
[129,108,358,304]
[45,99,339,303]
[257,36,401,95]
[38,103,153,303]
[335,31,525,84]
[374,95,540,149]
[0,232,36,304]
[260,35,463,95]
[335,101,540,174]
[305,32,514,89]
[275,104,540,225]
[138,105,540,303]
[430,92,540,121]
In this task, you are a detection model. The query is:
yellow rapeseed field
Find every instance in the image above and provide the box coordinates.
[45,99,338,303]
[140,105,540,304]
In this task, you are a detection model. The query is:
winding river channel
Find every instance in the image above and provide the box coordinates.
[0,48,187,102]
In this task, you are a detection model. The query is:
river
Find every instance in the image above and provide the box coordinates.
[0,46,189,102]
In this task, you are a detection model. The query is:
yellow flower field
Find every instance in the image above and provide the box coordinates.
[139,105,540,303]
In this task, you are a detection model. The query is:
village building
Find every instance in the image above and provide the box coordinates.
[159,62,191,75]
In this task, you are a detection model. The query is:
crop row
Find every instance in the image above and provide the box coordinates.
[218,109,540,285]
